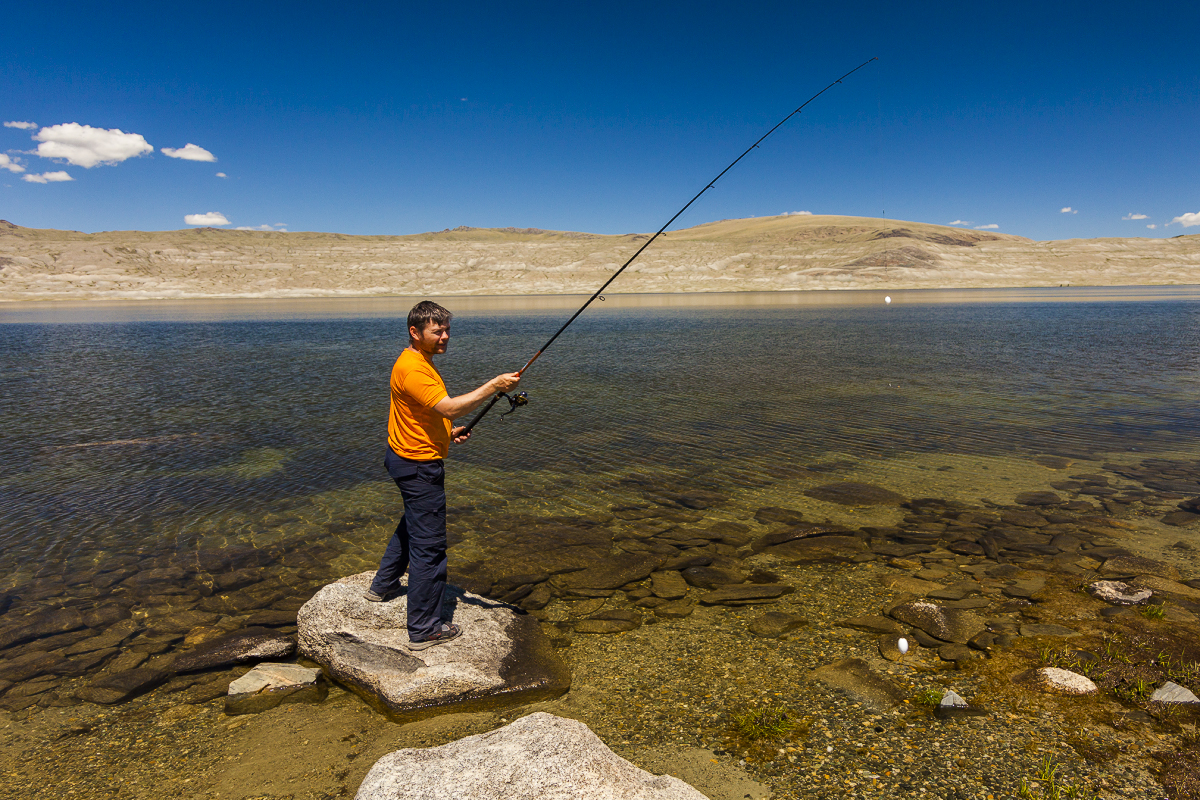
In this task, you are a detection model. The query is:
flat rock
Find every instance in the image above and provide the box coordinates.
[808,658,902,709]
[172,627,295,673]
[803,483,907,507]
[888,600,985,644]
[753,507,806,525]
[226,662,327,715]
[698,584,794,605]
[927,580,982,601]
[298,572,570,719]
[654,599,696,619]
[649,571,690,600]
[1149,682,1200,704]
[1087,580,1152,605]
[1000,510,1048,528]
[76,667,167,705]
[756,534,868,563]
[1014,667,1097,696]
[552,553,664,594]
[1100,555,1182,581]
[575,610,642,635]
[1015,491,1065,507]
[878,634,909,662]
[748,612,808,638]
[1162,510,1200,527]
[836,615,905,635]
[939,643,979,662]
[879,575,944,595]
[1020,624,1079,638]
[680,566,745,590]
[1131,575,1200,600]
[355,712,705,800]
[0,608,85,650]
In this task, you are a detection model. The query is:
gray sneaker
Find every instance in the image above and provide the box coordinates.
[407,622,463,651]
[363,587,401,602]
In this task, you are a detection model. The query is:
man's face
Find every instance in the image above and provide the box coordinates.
[410,321,450,355]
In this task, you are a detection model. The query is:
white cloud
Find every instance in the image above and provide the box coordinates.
[1147,224,1158,229]
[783,210,813,216]
[184,212,230,225]
[4,121,37,130]
[975,223,1000,230]
[948,220,971,226]
[235,223,288,232]
[22,171,74,183]
[1169,212,1200,228]
[1061,207,1077,214]
[215,172,227,178]
[0,154,25,173]
[33,123,153,168]
[161,143,216,162]
[1122,213,1148,220]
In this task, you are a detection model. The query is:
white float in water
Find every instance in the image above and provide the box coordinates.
[898,637,908,654]
[884,296,892,304]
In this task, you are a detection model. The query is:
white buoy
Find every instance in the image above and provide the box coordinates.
[884,296,892,304]
[898,637,909,654]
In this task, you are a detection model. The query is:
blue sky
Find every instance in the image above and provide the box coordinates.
[2,1,1197,240]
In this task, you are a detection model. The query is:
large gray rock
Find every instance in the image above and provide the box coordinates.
[355,712,705,800]
[888,600,985,644]
[298,572,570,719]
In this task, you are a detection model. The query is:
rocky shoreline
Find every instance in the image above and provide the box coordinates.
[1,454,1198,798]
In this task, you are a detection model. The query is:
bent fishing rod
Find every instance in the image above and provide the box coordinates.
[461,56,878,434]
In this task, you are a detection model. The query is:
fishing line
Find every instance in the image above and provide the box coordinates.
[462,56,879,434]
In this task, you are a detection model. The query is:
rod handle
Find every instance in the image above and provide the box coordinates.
[460,392,504,435]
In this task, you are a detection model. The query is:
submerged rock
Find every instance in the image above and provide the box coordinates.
[809,658,903,709]
[172,627,295,673]
[803,483,907,507]
[76,667,168,705]
[355,712,706,800]
[298,572,569,719]
[698,584,794,605]
[1014,667,1097,696]
[649,571,689,600]
[887,600,985,644]
[550,553,663,595]
[748,611,808,638]
[1100,555,1182,581]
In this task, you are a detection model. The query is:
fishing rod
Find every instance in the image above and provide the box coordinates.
[461,56,879,435]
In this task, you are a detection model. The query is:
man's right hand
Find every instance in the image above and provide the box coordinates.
[491,372,522,393]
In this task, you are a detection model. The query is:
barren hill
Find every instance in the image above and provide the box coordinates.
[1,215,1197,301]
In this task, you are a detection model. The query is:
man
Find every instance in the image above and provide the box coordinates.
[366,300,520,651]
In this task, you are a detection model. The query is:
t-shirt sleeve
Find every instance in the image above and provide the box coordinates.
[402,363,449,408]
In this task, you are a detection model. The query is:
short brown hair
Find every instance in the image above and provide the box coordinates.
[407,300,452,334]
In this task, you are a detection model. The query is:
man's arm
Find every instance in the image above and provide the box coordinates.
[433,372,521,421]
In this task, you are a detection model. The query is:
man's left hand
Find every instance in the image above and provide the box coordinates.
[451,426,472,444]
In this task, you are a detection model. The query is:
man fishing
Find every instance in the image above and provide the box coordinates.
[365,300,521,651]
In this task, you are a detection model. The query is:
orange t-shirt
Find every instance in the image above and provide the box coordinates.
[387,348,452,460]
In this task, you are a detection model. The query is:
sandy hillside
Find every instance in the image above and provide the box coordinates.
[1,215,1197,301]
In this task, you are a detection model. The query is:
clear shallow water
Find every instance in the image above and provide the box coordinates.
[1,288,1199,617]
[0,291,1195,578]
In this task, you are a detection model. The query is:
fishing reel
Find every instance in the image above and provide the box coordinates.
[498,391,529,421]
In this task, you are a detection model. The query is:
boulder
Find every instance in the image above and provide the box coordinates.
[1014,667,1097,696]
[1088,580,1152,605]
[887,600,985,644]
[298,572,570,718]
[172,627,295,673]
[803,483,907,506]
[225,662,327,715]
[808,658,902,709]
[748,612,808,638]
[355,712,705,800]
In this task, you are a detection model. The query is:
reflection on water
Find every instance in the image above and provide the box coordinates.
[0,289,1199,687]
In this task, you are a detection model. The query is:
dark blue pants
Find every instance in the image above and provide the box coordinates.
[370,451,447,641]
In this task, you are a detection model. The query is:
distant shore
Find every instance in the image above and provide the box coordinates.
[2,214,1198,303]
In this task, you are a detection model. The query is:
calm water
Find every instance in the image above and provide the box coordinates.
[1,288,1199,600]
